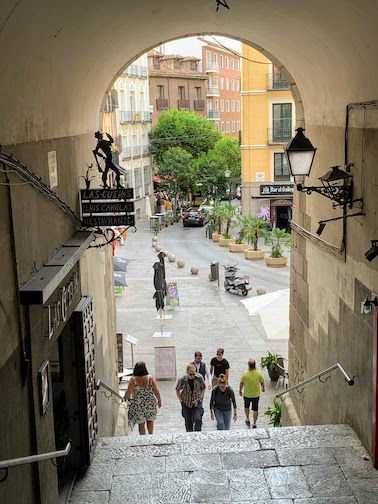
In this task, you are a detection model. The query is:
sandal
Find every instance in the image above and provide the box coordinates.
[245,420,251,427]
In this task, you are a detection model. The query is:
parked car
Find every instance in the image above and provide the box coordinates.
[182,209,208,227]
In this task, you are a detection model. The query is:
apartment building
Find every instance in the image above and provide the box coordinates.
[102,54,154,220]
[148,50,208,126]
[240,44,295,228]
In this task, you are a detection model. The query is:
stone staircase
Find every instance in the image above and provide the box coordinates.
[68,424,377,503]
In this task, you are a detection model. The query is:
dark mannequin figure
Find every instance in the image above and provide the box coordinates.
[92,131,122,189]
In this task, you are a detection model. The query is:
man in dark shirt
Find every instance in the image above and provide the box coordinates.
[210,348,230,388]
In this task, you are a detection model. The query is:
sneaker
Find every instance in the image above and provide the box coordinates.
[245,420,250,427]
[252,425,257,429]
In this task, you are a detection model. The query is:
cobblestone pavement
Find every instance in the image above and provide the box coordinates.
[114,218,290,436]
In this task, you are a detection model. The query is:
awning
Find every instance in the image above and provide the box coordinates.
[114,272,127,287]
[153,175,161,183]
[113,257,130,272]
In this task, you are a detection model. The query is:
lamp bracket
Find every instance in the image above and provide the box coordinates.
[318,212,365,226]
[296,182,354,208]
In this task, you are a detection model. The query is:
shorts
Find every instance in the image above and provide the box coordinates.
[244,396,260,411]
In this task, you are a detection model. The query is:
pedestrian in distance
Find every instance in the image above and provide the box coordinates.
[192,351,212,390]
[209,374,237,430]
[176,363,206,432]
[239,358,265,428]
[124,361,161,435]
[210,348,230,388]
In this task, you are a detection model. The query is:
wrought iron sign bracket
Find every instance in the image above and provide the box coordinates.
[296,182,358,208]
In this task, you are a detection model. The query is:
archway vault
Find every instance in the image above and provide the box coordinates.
[1,0,378,145]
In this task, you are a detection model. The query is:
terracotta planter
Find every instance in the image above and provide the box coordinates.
[212,233,221,242]
[229,243,248,253]
[244,248,265,261]
[219,237,236,247]
[265,256,288,268]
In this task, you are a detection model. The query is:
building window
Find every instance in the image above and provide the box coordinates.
[195,87,202,99]
[236,79,240,91]
[174,59,181,70]
[237,121,240,131]
[190,60,198,70]
[215,122,219,130]
[232,121,235,132]
[220,77,224,90]
[236,100,240,112]
[157,85,164,99]
[231,58,234,70]
[135,168,142,198]
[226,78,229,90]
[153,57,160,70]
[236,60,240,71]
[214,76,218,86]
[226,100,230,112]
[221,100,224,112]
[214,53,218,65]
[144,166,151,195]
[231,100,235,111]
[178,86,185,99]
[215,99,219,110]
[226,121,230,133]
[225,56,229,68]
[219,55,223,67]
[272,103,292,142]
[231,79,235,91]
[221,122,225,132]
[274,153,290,181]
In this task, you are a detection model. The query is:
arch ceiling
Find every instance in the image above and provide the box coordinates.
[1,0,378,145]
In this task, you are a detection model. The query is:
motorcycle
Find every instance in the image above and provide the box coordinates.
[223,263,252,297]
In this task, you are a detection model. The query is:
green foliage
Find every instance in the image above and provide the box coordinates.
[149,109,221,166]
[260,352,281,372]
[211,204,226,234]
[265,397,282,427]
[157,146,194,196]
[209,136,241,178]
[222,202,238,237]
[240,216,268,251]
[266,227,292,258]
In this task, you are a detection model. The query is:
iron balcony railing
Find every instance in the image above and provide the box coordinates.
[141,111,151,122]
[267,72,290,90]
[206,62,219,72]
[207,110,220,120]
[268,126,292,144]
[276,363,355,400]
[122,147,132,160]
[119,111,143,123]
[194,99,205,110]
[177,99,189,109]
[156,98,168,110]
[0,442,72,483]
[206,86,220,96]
[122,65,147,79]
[142,145,150,156]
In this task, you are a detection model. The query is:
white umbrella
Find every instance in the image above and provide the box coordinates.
[145,195,152,219]
[241,289,289,340]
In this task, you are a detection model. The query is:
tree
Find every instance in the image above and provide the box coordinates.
[209,136,241,178]
[149,109,221,167]
[157,146,194,196]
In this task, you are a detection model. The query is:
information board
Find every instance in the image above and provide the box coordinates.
[154,345,177,381]
[167,281,180,307]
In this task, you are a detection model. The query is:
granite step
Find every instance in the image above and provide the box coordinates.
[68,424,378,503]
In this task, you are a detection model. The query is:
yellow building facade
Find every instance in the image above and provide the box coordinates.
[241,45,295,230]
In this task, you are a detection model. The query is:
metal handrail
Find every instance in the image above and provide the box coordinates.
[276,363,355,399]
[0,441,72,482]
[96,379,124,401]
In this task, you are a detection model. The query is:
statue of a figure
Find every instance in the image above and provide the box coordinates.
[92,131,122,189]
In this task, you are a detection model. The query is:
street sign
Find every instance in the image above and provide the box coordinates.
[80,188,134,200]
[82,215,135,227]
[81,201,134,213]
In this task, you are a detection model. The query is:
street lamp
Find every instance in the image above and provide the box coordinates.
[225,169,231,203]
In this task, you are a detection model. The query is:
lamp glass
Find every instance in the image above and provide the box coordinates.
[285,150,316,177]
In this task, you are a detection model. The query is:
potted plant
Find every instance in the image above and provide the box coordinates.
[229,215,249,252]
[265,227,291,268]
[265,396,282,427]
[219,203,237,247]
[163,214,173,227]
[242,216,269,260]
[261,352,281,381]
[211,204,224,242]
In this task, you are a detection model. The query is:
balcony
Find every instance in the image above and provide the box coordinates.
[142,145,150,156]
[119,111,142,123]
[206,62,219,73]
[156,98,168,110]
[207,110,220,120]
[267,72,290,90]
[138,66,148,79]
[177,99,189,110]
[122,147,132,160]
[206,86,220,96]
[141,111,151,123]
[194,100,205,111]
[267,126,292,144]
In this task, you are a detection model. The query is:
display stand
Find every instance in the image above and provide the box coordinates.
[154,345,177,380]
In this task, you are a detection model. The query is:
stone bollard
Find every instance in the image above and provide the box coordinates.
[191,266,199,275]
[168,254,176,262]
[256,287,267,295]
[177,259,185,268]
[155,245,162,252]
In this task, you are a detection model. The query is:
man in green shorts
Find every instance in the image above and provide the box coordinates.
[239,358,265,428]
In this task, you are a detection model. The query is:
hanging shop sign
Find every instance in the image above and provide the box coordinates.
[259,184,294,196]
[80,188,135,228]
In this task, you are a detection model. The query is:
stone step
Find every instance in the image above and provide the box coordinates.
[68,424,378,503]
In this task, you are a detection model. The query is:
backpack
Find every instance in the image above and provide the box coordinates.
[179,373,202,389]
[214,384,232,399]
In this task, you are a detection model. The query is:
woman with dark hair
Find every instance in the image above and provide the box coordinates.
[124,361,161,435]
[209,374,237,430]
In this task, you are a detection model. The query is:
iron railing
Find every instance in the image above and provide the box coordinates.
[0,442,72,483]
[267,72,290,90]
[208,110,220,119]
[96,379,124,401]
[276,363,355,399]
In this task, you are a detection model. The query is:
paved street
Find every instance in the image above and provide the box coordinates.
[114,217,290,435]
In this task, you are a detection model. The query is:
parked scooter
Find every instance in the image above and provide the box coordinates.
[223,263,251,297]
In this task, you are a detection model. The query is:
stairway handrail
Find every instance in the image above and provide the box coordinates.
[276,362,355,399]
[96,379,125,401]
[0,441,72,482]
